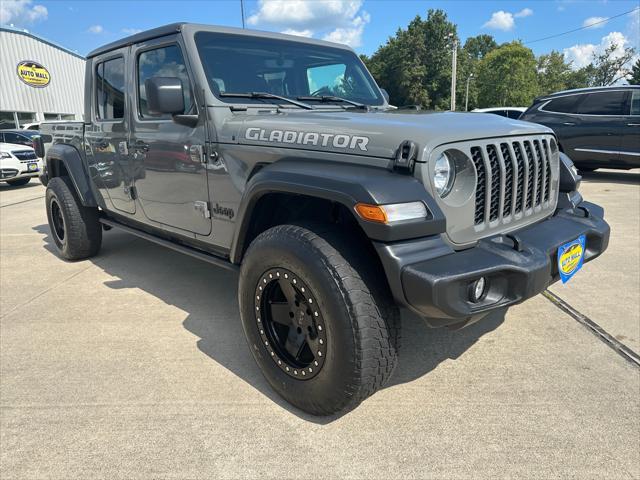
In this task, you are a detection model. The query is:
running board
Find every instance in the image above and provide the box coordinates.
[99,218,239,273]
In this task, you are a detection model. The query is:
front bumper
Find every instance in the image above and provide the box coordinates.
[375,201,609,327]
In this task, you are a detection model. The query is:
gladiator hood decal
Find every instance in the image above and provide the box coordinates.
[218,110,554,160]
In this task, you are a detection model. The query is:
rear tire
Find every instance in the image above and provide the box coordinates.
[6,177,30,186]
[239,224,400,415]
[45,176,102,260]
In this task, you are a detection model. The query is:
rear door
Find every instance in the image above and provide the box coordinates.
[85,50,136,214]
[129,35,211,235]
[620,89,640,166]
[570,90,627,166]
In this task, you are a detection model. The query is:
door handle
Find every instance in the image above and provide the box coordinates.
[562,122,576,126]
[628,123,640,126]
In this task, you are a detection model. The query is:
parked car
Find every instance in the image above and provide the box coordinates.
[0,129,43,151]
[0,143,41,186]
[520,86,639,171]
[38,23,609,415]
[472,107,526,119]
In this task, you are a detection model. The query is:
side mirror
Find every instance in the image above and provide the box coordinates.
[145,77,185,115]
[380,88,390,103]
[33,135,46,158]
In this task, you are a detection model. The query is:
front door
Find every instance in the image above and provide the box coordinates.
[129,36,211,235]
[86,50,136,214]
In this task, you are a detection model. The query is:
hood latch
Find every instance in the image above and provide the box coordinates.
[391,140,418,173]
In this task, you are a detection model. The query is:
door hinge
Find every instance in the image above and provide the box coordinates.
[194,200,211,218]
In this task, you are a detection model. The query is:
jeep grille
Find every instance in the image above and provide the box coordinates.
[470,137,556,227]
[429,134,559,246]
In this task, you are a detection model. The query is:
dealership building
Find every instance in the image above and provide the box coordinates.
[0,26,85,129]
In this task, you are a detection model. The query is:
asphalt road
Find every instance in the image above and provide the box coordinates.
[1,171,639,479]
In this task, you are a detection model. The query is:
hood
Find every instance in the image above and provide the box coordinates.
[217,109,553,160]
[0,143,33,153]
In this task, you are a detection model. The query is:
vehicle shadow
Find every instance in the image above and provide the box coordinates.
[580,169,640,185]
[33,224,505,423]
[0,181,42,191]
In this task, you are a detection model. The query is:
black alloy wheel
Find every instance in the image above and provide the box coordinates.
[256,268,326,379]
[50,198,66,244]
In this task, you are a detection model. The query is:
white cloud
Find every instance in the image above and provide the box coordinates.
[247,0,369,48]
[515,8,533,18]
[281,28,313,37]
[483,11,515,31]
[582,16,607,28]
[0,0,47,26]
[483,7,533,31]
[87,24,104,34]
[122,28,142,35]
[564,31,631,69]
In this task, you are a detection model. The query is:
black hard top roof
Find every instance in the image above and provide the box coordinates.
[86,22,352,59]
[87,23,185,58]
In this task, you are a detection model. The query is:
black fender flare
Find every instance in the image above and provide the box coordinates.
[46,144,97,207]
[230,160,445,263]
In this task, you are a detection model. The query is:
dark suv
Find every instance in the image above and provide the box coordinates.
[520,86,639,171]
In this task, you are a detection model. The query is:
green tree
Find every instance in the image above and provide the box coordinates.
[476,42,539,107]
[367,9,457,108]
[459,34,498,110]
[629,58,640,85]
[537,50,573,95]
[588,43,636,86]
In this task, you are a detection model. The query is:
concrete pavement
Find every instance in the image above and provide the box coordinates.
[1,173,639,479]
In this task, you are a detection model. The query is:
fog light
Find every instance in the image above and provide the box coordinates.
[469,277,487,303]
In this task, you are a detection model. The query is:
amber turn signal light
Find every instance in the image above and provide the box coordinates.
[354,203,388,223]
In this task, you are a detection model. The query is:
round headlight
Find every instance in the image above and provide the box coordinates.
[433,152,455,197]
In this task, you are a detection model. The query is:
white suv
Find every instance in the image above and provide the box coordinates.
[0,143,42,186]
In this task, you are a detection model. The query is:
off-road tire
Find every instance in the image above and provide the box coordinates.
[239,223,400,415]
[45,176,102,260]
[6,177,31,186]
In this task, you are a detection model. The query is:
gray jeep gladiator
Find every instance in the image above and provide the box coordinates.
[38,23,610,415]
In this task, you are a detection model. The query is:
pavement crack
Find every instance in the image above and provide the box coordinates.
[0,264,94,319]
[0,195,45,208]
[543,290,640,368]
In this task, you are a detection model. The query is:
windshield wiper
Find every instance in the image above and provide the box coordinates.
[296,95,368,110]
[219,92,314,110]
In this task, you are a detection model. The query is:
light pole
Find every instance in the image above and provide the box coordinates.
[240,0,246,28]
[446,33,458,111]
[465,73,474,111]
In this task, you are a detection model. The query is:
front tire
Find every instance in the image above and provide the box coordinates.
[6,177,31,186]
[239,224,400,415]
[45,176,102,260]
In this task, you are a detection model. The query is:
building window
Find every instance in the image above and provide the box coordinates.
[17,112,37,127]
[44,113,75,121]
[0,111,17,129]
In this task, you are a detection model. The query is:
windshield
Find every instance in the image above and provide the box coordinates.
[195,32,384,107]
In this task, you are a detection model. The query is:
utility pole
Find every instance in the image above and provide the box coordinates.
[447,33,458,111]
[240,0,246,28]
[465,73,474,111]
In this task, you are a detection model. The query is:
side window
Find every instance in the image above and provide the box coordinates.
[630,90,640,115]
[138,44,193,118]
[4,132,30,146]
[544,95,582,114]
[577,91,626,115]
[96,57,125,120]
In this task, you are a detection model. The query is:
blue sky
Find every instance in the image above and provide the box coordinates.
[1,0,638,68]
